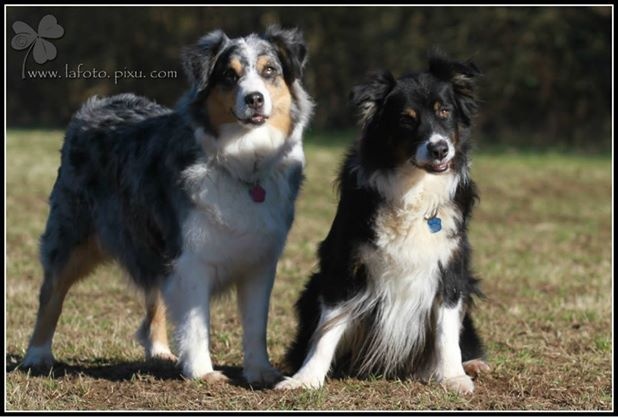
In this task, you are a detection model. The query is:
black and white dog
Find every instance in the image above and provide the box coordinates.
[276,54,489,394]
[21,26,313,386]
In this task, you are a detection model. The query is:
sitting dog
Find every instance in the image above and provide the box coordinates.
[21,26,313,386]
[276,53,489,394]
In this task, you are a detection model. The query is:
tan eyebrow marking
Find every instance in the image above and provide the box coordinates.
[229,57,244,76]
[402,108,417,119]
[256,55,272,73]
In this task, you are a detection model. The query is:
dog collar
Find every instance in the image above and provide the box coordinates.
[426,217,442,233]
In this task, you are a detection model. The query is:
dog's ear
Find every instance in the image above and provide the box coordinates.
[263,25,308,84]
[350,70,397,128]
[182,30,230,91]
[429,50,481,125]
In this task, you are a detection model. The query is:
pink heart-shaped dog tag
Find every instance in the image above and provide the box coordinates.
[249,184,266,203]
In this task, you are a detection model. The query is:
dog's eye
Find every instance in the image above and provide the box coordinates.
[262,65,277,78]
[434,102,450,119]
[222,69,239,85]
[437,107,450,119]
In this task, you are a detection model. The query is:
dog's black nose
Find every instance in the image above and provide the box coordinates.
[427,140,449,160]
[245,92,264,110]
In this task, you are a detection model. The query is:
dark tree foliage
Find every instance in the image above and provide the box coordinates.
[6,6,611,150]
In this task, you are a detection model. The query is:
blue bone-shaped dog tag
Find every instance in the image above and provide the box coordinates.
[427,217,442,233]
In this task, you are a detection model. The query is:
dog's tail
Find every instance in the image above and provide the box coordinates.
[70,93,171,131]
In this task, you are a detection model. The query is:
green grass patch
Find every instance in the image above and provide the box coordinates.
[5,129,612,411]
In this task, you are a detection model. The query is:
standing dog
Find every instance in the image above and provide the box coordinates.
[21,26,313,386]
[276,53,489,394]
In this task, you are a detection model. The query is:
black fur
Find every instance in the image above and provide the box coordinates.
[264,26,308,85]
[286,53,486,379]
[181,30,230,92]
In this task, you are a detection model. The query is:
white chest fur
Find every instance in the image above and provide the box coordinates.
[180,125,304,278]
[342,169,462,376]
[362,168,461,285]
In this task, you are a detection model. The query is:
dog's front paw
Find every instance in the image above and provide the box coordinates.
[274,375,324,390]
[442,374,475,395]
[149,351,178,362]
[199,370,230,384]
[463,359,490,379]
[244,365,282,387]
[181,360,227,382]
[146,344,177,362]
[21,346,54,369]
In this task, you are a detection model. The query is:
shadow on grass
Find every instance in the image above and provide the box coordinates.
[5,353,254,386]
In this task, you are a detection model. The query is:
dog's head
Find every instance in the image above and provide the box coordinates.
[351,52,481,175]
[182,26,310,138]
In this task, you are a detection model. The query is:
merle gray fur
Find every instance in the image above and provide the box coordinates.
[39,25,312,292]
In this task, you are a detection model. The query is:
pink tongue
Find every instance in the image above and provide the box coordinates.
[249,184,266,203]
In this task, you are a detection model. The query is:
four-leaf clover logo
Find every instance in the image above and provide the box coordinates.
[11,14,64,79]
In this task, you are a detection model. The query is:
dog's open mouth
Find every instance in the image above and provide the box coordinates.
[230,108,269,126]
[237,113,268,126]
[424,161,450,173]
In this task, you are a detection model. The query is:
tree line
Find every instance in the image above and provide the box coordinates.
[6,6,612,150]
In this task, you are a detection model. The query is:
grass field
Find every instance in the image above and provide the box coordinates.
[5,129,613,411]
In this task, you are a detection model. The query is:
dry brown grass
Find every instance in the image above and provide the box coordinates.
[5,130,613,411]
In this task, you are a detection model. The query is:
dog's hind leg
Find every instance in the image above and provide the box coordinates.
[135,287,176,362]
[460,310,490,379]
[22,236,106,368]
